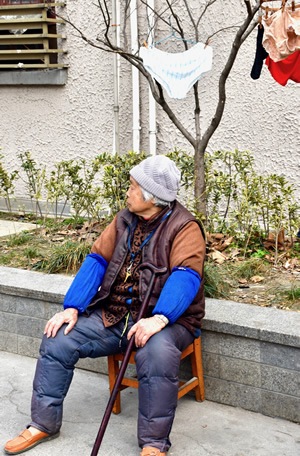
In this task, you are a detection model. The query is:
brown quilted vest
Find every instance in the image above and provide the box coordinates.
[89,201,205,335]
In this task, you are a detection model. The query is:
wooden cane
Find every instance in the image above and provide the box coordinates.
[90,263,167,456]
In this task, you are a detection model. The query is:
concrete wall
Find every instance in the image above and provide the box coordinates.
[0,266,299,424]
[0,1,299,201]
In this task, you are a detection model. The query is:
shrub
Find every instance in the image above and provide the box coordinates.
[34,241,91,274]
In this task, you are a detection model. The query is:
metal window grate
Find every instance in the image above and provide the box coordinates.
[0,2,67,69]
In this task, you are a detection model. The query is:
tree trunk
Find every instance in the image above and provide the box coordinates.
[194,141,207,218]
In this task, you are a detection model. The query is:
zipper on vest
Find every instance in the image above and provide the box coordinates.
[119,311,130,348]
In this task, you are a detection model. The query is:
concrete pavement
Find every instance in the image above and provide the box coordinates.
[0,351,299,456]
[0,220,37,238]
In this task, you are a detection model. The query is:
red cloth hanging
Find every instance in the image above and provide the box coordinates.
[265,50,300,85]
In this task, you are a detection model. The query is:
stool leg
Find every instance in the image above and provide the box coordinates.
[191,338,205,401]
[107,356,121,414]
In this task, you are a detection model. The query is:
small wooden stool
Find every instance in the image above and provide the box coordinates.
[107,336,205,414]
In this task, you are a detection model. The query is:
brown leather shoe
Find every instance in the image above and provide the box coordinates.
[140,446,166,456]
[4,428,59,455]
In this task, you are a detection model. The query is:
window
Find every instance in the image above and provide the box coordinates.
[0,1,67,84]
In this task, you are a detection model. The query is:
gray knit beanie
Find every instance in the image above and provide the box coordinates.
[130,155,181,202]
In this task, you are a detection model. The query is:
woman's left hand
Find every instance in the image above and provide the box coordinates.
[127,316,166,347]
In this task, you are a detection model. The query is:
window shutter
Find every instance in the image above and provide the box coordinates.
[0,1,67,70]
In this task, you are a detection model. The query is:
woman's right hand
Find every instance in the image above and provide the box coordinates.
[44,308,79,338]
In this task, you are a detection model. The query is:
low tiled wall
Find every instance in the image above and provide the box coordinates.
[0,266,299,423]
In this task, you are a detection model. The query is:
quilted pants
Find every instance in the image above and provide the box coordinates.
[30,309,194,452]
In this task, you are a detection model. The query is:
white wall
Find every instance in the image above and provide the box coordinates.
[0,0,299,200]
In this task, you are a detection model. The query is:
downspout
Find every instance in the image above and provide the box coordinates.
[130,0,140,153]
[112,0,120,154]
[147,0,156,155]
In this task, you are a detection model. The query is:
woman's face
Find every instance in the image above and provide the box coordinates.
[126,177,160,218]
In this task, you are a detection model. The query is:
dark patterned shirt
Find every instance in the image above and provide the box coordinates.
[102,219,148,326]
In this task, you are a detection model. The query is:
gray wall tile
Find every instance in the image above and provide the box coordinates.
[18,335,41,358]
[0,312,17,333]
[203,352,220,378]
[201,331,220,354]
[261,341,300,371]
[262,391,300,423]
[0,331,18,353]
[261,365,300,397]
[0,293,17,313]
[219,357,261,387]
[204,377,262,413]
[219,333,261,362]
[17,315,45,339]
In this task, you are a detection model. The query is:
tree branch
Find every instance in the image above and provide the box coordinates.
[58,0,263,215]
[199,0,260,152]
[139,0,176,36]
[197,0,218,29]
[241,19,258,44]
[95,0,112,47]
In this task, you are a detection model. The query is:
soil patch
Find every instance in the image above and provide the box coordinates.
[228,267,300,311]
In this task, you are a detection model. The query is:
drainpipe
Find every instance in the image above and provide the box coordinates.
[147,0,156,155]
[112,0,120,154]
[130,0,140,153]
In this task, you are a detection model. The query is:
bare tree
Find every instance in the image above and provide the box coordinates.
[59,0,261,217]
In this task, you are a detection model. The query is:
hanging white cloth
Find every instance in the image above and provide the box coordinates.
[139,42,213,99]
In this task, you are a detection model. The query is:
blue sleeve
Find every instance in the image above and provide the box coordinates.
[63,253,108,313]
[152,266,201,324]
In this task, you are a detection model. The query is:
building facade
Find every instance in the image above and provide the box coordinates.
[0,0,299,206]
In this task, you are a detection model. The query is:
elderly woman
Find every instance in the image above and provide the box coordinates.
[5,155,206,456]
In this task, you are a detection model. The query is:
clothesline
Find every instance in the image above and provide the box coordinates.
[260,0,300,13]
[260,0,297,4]
[261,4,300,12]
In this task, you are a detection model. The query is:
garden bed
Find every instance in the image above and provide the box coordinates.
[0,212,299,311]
